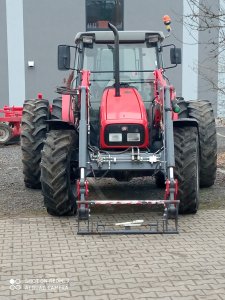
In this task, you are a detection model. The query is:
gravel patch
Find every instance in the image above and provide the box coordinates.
[0,144,224,218]
[0,145,46,218]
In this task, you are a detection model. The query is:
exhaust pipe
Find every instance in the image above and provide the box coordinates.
[108,22,120,97]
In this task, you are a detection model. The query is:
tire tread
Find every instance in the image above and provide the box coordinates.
[21,99,49,188]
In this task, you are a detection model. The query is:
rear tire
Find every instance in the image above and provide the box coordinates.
[51,97,62,119]
[188,100,217,187]
[177,98,189,118]
[174,126,199,214]
[41,130,78,216]
[21,99,49,189]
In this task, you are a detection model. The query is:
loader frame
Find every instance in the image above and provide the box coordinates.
[76,68,180,234]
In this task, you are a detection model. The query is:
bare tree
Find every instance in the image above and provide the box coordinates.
[183,0,225,116]
[184,1,222,49]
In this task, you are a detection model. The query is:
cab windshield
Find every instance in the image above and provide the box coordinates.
[83,42,158,81]
[83,42,158,102]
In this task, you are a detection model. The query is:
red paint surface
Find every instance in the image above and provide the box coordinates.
[37,93,43,99]
[61,94,74,123]
[153,69,178,122]
[61,71,91,124]
[0,106,23,138]
[100,87,149,149]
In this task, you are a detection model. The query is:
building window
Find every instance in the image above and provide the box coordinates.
[86,0,124,31]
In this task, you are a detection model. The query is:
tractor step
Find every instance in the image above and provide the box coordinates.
[77,200,180,235]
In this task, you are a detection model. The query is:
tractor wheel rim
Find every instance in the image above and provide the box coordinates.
[0,127,10,142]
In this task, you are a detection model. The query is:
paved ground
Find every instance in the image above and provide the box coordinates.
[0,211,225,300]
[0,127,224,299]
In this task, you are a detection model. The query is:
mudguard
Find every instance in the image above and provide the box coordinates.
[173,118,198,128]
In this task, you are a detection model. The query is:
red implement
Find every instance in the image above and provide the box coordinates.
[0,106,23,144]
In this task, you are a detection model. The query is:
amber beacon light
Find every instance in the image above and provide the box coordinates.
[163,15,171,32]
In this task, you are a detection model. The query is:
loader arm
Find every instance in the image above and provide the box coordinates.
[77,70,92,220]
[153,69,179,205]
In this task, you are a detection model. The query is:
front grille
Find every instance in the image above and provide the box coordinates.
[104,124,145,146]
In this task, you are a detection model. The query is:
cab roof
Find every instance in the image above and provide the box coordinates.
[74,31,165,44]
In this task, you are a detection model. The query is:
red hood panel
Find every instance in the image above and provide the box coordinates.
[106,88,142,120]
[100,87,149,149]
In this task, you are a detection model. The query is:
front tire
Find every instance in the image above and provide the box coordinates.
[41,130,78,216]
[154,99,189,189]
[174,126,199,214]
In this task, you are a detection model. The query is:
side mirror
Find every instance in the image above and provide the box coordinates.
[58,45,71,70]
[170,48,181,65]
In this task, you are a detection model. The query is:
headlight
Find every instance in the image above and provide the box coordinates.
[127,133,140,142]
[109,133,122,142]
[105,124,145,146]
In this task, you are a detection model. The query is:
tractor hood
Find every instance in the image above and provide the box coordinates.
[101,87,144,121]
[99,86,149,149]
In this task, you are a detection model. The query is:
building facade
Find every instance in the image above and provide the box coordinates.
[0,0,222,116]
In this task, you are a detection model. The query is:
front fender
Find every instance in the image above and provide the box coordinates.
[173,118,198,128]
[46,119,76,130]
[173,118,200,155]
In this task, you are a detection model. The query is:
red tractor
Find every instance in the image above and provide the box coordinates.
[21,20,217,234]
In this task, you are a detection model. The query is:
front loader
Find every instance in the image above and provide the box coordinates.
[21,17,217,234]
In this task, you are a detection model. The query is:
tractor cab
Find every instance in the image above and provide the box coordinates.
[79,31,161,108]
[72,30,165,150]
[58,27,181,151]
